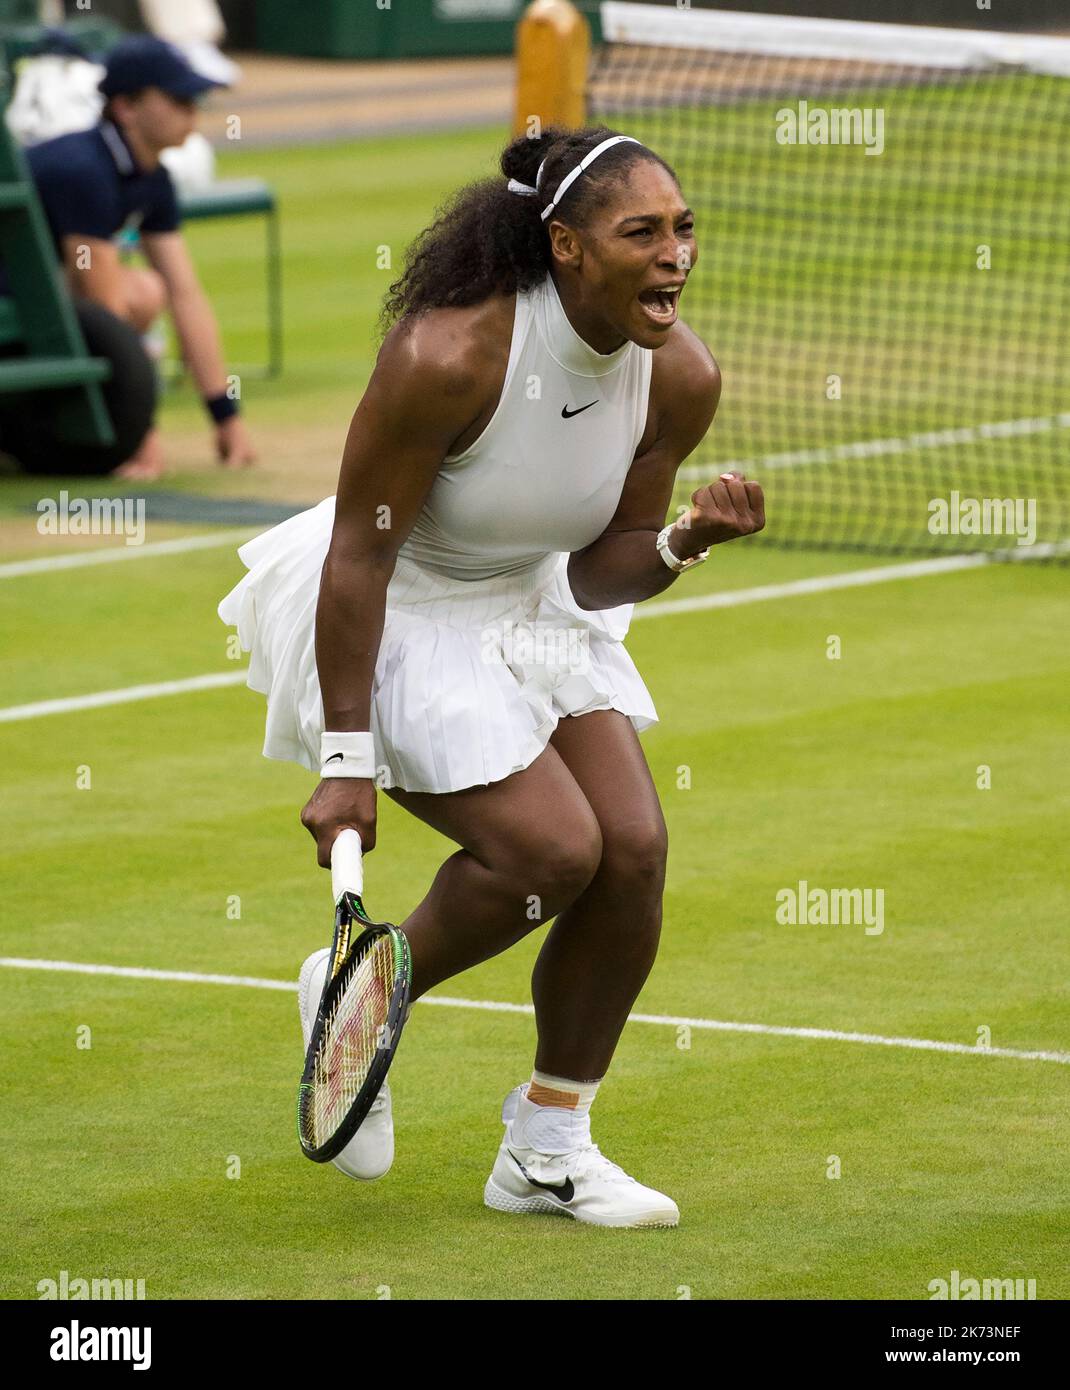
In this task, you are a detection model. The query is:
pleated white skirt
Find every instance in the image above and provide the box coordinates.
[217,497,658,794]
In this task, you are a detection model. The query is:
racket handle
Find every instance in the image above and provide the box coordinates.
[330,828,364,902]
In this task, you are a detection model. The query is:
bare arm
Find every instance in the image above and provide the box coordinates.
[142,232,255,466]
[301,314,492,862]
[60,235,126,317]
[141,232,227,395]
[567,332,724,610]
[568,330,764,611]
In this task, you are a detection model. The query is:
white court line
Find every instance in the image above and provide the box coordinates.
[675,410,1070,480]
[2,956,1067,1065]
[0,527,257,579]
[636,540,1066,616]
[636,552,985,617]
[0,958,296,991]
[2,543,1065,724]
[0,671,249,723]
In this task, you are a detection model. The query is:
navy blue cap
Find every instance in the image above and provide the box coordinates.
[99,36,224,101]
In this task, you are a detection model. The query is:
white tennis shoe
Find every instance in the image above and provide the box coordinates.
[297,947,394,1181]
[484,1083,680,1228]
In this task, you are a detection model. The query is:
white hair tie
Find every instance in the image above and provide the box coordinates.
[507,156,549,198]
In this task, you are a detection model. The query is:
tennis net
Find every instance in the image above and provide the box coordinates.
[588,3,1070,558]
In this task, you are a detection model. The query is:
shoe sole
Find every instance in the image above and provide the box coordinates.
[483,1176,679,1229]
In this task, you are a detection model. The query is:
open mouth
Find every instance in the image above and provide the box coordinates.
[637,286,682,325]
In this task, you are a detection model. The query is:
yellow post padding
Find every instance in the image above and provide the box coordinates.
[513,0,590,137]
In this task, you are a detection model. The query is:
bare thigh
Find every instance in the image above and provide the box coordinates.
[382,739,603,884]
[547,709,668,873]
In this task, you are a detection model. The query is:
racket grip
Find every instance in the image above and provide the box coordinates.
[330,828,364,902]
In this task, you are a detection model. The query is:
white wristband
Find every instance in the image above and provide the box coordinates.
[319,731,376,779]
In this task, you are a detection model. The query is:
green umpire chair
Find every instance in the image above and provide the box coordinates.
[0,67,117,456]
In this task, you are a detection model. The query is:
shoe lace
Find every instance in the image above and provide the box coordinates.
[566,1141,637,1185]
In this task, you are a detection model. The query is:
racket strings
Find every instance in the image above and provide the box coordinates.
[308,934,396,1147]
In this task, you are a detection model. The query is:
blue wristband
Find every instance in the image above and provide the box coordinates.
[204,392,239,424]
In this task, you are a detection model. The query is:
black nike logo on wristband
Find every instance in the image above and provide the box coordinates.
[324,752,344,764]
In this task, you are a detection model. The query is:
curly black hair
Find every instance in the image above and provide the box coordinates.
[376,125,679,340]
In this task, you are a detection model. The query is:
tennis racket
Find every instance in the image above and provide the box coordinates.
[297,828,412,1163]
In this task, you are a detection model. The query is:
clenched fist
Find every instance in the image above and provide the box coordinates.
[678,470,766,551]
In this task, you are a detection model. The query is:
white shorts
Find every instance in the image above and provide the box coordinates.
[217,497,658,794]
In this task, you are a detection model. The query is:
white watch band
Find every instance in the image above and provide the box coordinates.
[656,524,710,572]
[320,731,376,779]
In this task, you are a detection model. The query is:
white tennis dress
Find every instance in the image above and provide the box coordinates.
[217,273,659,794]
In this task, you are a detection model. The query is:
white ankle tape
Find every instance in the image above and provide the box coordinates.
[531,1070,602,1106]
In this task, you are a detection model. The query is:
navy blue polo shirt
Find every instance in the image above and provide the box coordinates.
[27,118,181,255]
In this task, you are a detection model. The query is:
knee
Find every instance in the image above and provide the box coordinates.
[497,821,603,917]
[552,826,605,900]
[599,816,668,898]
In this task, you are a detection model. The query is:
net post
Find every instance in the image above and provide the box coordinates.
[513,0,590,137]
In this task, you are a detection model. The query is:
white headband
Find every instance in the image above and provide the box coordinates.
[507,136,642,221]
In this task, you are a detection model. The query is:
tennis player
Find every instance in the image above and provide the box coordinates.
[219,126,764,1228]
